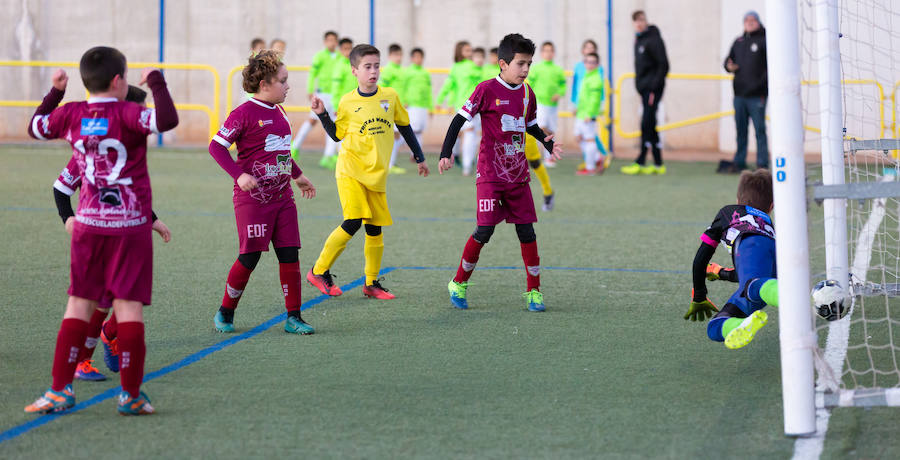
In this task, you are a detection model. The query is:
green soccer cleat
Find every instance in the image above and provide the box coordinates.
[448,280,469,309]
[620,163,642,175]
[214,311,235,333]
[284,316,315,335]
[652,165,667,175]
[724,310,768,349]
[523,289,546,312]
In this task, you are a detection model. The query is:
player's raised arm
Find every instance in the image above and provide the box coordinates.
[141,69,179,132]
[27,69,67,140]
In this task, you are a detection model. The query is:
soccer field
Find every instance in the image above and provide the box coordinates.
[1,145,899,459]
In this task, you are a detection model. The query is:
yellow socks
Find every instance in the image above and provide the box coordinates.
[533,163,553,196]
[313,226,353,275]
[364,233,384,285]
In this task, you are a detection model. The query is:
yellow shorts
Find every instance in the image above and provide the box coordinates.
[525,135,542,162]
[336,175,392,226]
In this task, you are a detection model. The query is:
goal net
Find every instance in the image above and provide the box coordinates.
[801,0,900,406]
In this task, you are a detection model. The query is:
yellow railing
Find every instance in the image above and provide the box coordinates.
[0,60,220,138]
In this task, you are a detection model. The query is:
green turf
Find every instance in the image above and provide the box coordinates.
[0,145,898,458]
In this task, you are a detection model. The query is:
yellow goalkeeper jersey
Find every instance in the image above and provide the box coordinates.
[334,86,410,192]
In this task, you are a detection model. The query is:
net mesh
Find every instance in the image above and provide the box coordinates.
[801,0,900,392]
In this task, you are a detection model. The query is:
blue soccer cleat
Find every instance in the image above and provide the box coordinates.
[117,391,155,416]
[100,329,119,373]
[523,289,546,312]
[214,311,235,333]
[448,280,469,309]
[74,359,107,381]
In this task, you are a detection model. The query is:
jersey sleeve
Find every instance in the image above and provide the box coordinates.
[212,107,245,148]
[393,90,410,126]
[701,207,729,247]
[53,156,82,196]
[334,98,349,140]
[525,85,538,127]
[32,104,72,141]
[458,83,485,121]
[121,102,160,136]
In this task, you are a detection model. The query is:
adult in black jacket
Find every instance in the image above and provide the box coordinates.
[623,10,669,175]
[724,11,768,171]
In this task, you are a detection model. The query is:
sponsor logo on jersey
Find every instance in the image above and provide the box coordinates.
[464,99,475,111]
[258,119,273,127]
[80,118,109,136]
[264,134,292,152]
[139,109,154,131]
[751,43,759,52]
[60,167,76,185]
[495,99,509,106]
[380,100,390,112]
[500,114,526,132]
[219,125,236,138]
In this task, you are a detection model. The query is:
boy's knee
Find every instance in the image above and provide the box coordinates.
[472,225,495,244]
[515,224,536,244]
[707,317,727,342]
[238,251,262,270]
[529,159,542,169]
[341,218,363,236]
[364,224,382,236]
[274,246,299,264]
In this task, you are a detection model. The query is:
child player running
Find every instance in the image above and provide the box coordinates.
[25,46,178,415]
[440,33,562,312]
[685,169,780,349]
[52,84,172,381]
[307,44,429,299]
[209,50,317,335]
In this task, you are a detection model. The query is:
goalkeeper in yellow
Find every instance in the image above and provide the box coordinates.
[307,44,430,299]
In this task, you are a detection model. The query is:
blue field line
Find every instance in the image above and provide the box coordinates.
[0,270,391,445]
[0,206,707,227]
[398,265,689,274]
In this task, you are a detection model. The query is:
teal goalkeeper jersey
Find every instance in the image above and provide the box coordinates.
[528,60,567,107]
[576,69,605,119]
[402,64,433,109]
[308,48,339,94]
[330,56,357,103]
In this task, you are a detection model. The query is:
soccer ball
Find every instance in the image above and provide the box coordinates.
[811,279,848,321]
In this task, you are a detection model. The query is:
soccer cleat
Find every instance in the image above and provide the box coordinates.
[576,168,597,176]
[724,310,769,350]
[389,165,407,175]
[284,316,315,335]
[638,165,656,175]
[306,269,343,296]
[100,329,120,373]
[576,162,587,171]
[117,391,155,416]
[214,311,235,333]
[595,160,606,175]
[24,385,75,414]
[363,279,395,299]
[603,155,612,170]
[75,359,107,381]
[318,155,338,170]
[653,165,667,175]
[542,193,555,212]
[448,280,469,309]
[620,163,643,175]
[523,289,546,312]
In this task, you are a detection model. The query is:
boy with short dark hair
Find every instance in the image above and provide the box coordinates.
[25,46,178,415]
[307,44,430,299]
[686,169,779,350]
[439,33,562,312]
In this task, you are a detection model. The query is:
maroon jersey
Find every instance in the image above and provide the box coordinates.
[32,97,158,234]
[459,77,538,184]
[212,98,297,204]
[54,155,82,196]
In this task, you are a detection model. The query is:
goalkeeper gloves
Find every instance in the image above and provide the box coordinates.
[685,290,718,321]
[706,263,736,282]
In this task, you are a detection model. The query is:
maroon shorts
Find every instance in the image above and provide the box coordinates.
[234,197,300,254]
[69,227,153,305]
[475,181,538,226]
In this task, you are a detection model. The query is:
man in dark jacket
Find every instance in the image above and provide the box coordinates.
[622,10,669,175]
[724,11,768,171]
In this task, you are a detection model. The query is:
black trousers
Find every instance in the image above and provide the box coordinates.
[635,88,663,166]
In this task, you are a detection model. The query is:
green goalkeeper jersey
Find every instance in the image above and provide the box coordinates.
[308,48,339,94]
[330,55,356,104]
[402,64,433,109]
[528,60,566,107]
[379,62,404,89]
[482,63,500,81]
[437,59,479,109]
[575,68,605,120]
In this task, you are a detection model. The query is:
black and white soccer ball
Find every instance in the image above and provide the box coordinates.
[811,279,848,321]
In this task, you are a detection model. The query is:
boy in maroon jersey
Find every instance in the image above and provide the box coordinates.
[209,50,317,335]
[53,85,172,380]
[25,46,178,415]
[439,34,562,312]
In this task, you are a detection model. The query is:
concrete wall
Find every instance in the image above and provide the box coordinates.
[2,0,894,153]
